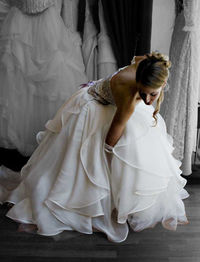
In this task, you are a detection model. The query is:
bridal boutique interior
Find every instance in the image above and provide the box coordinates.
[0,0,200,261]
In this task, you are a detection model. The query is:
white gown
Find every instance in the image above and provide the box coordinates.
[82,0,98,81]
[61,0,86,81]
[0,0,9,31]
[0,0,87,156]
[160,0,200,176]
[81,0,117,80]
[0,67,189,242]
[97,0,117,79]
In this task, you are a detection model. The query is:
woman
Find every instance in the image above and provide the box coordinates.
[0,52,189,243]
[0,0,87,156]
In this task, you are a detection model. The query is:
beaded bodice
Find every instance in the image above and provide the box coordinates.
[87,66,128,105]
[87,76,115,105]
[9,0,55,14]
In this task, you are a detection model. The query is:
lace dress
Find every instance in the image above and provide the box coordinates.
[8,0,55,14]
[0,0,87,156]
[0,67,189,242]
[160,0,200,175]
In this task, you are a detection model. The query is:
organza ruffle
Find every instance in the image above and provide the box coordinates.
[0,87,189,242]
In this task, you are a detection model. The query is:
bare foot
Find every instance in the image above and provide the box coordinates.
[18,223,38,233]
[92,227,100,232]
[111,208,118,222]
[6,202,14,210]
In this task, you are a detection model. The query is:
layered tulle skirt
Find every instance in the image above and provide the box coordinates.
[0,87,189,242]
[0,5,87,155]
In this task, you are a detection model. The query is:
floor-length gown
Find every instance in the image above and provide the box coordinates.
[0,65,189,242]
[160,12,188,163]
[160,0,200,176]
[0,0,87,156]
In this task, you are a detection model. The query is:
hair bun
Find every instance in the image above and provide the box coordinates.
[147,52,171,69]
[164,60,171,69]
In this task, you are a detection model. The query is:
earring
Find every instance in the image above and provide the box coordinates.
[164,82,169,92]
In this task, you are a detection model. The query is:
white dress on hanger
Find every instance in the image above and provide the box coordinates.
[160,0,200,175]
[82,0,98,80]
[0,0,88,156]
[0,65,189,243]
[61,0,87,82]
[97,0,117,79]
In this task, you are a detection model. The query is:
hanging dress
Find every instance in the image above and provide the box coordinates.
[0,65,189,243]
[82,0,98,80]
[160,0,200,175]
[97,0,117,79]
[61,0,87,84]
[0,0,87,156]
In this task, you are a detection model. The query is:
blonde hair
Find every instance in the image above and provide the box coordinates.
[135,52,171,125]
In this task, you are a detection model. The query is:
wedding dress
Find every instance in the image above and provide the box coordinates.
[97,0,117,79]
[81,0,117,80]
[61,0,86,82]
[0,65,189,242]
[0,0,87,156]
[82,0,98,80]
[160,0,200,175]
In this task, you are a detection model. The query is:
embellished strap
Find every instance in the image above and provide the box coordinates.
[9,0,55,14]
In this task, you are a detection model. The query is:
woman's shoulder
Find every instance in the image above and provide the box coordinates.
[110,64,136,91]
[110,64,138,107]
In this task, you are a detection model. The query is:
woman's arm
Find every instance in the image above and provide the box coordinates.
[105,98,136,147]
[106,65,138,147]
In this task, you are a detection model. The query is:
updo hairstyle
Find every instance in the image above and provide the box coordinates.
[136,52,171,125]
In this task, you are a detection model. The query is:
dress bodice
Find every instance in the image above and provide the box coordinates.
[87,66,128,105]
[87,76,115,105]
[9,0,55,14]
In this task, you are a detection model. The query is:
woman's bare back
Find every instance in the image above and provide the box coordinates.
[110,64,141,109]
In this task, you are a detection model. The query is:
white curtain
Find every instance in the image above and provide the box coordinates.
[160,0,200,176]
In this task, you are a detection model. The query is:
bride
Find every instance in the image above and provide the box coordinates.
[0,52,189,243]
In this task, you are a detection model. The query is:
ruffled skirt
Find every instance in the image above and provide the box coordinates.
[0,87,189,242]
[0,5,87,155]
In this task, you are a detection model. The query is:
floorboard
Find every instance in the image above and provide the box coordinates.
[0,184,199,262]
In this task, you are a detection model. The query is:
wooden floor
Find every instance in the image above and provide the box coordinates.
[0,184,199,262]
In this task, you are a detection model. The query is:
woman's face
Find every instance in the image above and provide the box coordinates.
[135,55,165,105]
[138,85,162,105]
